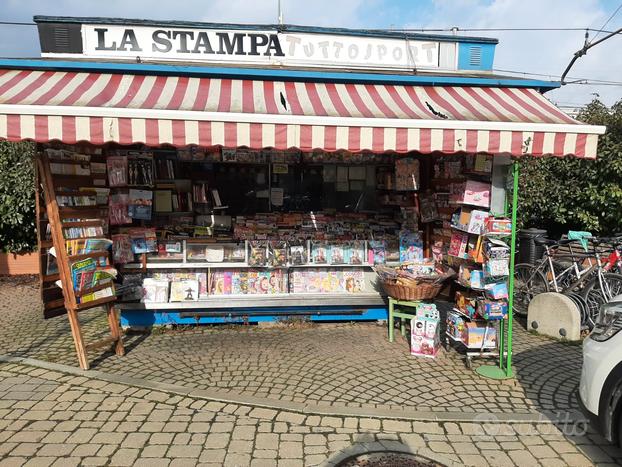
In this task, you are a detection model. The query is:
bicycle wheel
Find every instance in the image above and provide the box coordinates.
[513,263,549,315]
[580,272,622,329]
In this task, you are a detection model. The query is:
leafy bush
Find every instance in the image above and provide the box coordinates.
[0,141,36,253]
[517,99,622,237]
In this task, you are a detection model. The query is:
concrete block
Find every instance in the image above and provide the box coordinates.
[527,292,581,341]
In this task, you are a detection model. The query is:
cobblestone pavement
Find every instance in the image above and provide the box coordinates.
[0,279,581,416]
[2,361,622,467]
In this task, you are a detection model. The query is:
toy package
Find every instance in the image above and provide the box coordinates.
[461,180,491,208]
[485,282,509,299]
[329,244,346,265]
[111,234,134,264]
[205,245,225,262]
[485,238,510,259]
[311,242,328,264]
[142,278,169,303]
[107,156,128,187]
[248,241,267,266]
[458,265,484,289]
[399,230,424,263]
[109,193,132,225]
[448,232,469,259]
[368,240,386,265]
[484,258,510,278]
[467,209,489,235]
[455,290,478,318]
[268,241,288,267]
[410,303,440,358]
[446,311,467,341]
[477,299,509,320]
[347,241,365,265]
[484,217,512,235]
[460,321,497,349]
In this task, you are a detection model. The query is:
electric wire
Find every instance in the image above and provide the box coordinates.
[589,1,622,43]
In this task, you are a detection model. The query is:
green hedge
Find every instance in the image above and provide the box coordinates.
[0,141,36,253]
[517,99,622,237]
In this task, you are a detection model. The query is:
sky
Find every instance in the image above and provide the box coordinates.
[0,0,620,109]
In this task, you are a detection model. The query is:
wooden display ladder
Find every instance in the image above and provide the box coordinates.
[36,151,124,370]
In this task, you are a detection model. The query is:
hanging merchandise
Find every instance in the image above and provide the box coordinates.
[106,156,128,187]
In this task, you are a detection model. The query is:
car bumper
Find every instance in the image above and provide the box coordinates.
[577,389,604,437]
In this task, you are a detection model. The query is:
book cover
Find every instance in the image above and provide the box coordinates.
[154,190,173,212]
[170,280,199,302]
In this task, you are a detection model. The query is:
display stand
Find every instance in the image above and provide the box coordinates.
[476,160,519,380]
[37,151,124,370]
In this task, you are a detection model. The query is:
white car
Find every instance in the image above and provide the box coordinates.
[579,300,622,444]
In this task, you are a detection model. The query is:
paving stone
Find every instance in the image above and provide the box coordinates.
[198,449,227,463]
[204,433,230,449]
[10,443,42,457]
[140,445,169,458]
[224,453,252,466]
[382,419,411,432]
[528,444,559,458]
[167,444,202,458]
[109,448,139,466]
[459,454,490,466]
[36,443,75,457]
[280,441,304,458]
[254,449,278,459]
[277,412,306,425]
[255,433,279,449]
[508,449,539,465]
[248,407,278,420]
[560,453,593,466]
[232,425,256,440]
[354,418,378,431]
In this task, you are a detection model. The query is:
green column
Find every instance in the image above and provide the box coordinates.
[505,160,519,376]
[476,159,517,380]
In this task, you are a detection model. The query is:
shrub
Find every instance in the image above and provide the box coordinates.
[0,141,36,253]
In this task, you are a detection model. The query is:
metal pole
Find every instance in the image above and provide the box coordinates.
[505,159,519,376]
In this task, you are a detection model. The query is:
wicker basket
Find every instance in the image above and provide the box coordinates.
[381,280,443,301]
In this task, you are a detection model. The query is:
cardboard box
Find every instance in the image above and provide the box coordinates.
[460,322,497,349]
[455,291,478,318]
[411,304,440,358]
[477,299,508,320]
[446,311,467,341]
[484,217,512,235]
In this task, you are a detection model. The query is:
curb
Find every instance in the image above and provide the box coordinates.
[0,354,585,424]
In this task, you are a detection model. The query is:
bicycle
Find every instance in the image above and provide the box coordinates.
[513,238,589,314]
[514,236,622,329]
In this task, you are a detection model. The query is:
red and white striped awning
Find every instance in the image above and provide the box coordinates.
[0,68,605,157]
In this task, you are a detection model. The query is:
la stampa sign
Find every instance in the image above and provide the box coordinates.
[67,24,441,71]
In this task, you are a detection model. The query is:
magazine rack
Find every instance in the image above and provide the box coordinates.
[37,151,124,370]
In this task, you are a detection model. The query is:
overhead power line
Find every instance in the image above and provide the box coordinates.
[589,1,622,43]
[0,20,618,34]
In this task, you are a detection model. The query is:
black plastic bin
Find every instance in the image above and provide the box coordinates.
[518,228,548,264]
